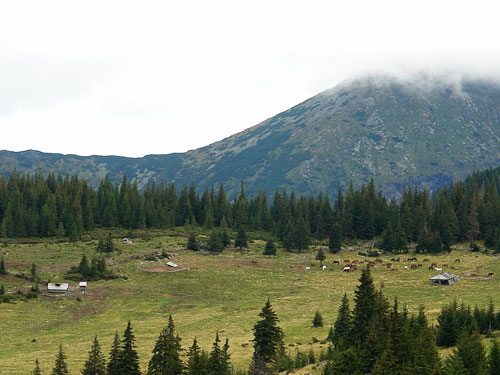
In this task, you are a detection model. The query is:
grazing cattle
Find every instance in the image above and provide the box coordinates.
[289,265,294,268]
[410,264,417,269]
[489,272,495,277]
[375,258,383,263]
[451,266,456,270]
[391,258,400,262]
[407,257,417,262]
[386,263,392,268]
[428,266,434,270]
[305,267,311,270]
[431,263,437,268]
[342,266,351,272]
[404,266,409,270]
[471,273,477,277]
[251,260,258,265]
[423,258,430,262]
[333,260,340,264]
[391,268,398,272]
[322,266,327,270]
[417,264,423,268]
[442,264,448,268]
[344,260,350,263]
[455,259,461,263]
[435,268,442,271]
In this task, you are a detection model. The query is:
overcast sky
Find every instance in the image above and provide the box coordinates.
[1,0,500,157]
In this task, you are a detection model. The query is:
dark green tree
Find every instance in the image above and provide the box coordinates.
[263,241,277,256]
[187,233,200,251]
[82,336,107,375]
[30,262,37,279]
[349,268,376,347]
[107,332,121,375]
[328,224,342,253]
[0,257,6,274]
[147,315,183,375]
[315,249,326,267]
[312,311,323,327]
[208,230,223,253]
[52,345,69,375]
[293,217,310,252]
[207,332,230,375]
[234,226,248,251]
[333,293,351,350]
[253,299,284,364]
[119,321,141,375]
[186,338,208,375]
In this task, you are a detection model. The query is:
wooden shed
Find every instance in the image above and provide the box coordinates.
[430,272,460,286]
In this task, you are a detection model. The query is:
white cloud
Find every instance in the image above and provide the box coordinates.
[1,0,500,156]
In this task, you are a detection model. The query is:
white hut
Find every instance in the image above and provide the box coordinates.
[79,281,87,294]
[47,283,69,293]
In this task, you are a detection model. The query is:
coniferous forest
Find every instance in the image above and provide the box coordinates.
[2,167,500,253]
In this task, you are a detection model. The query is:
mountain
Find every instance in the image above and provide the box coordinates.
[3,72,500,197]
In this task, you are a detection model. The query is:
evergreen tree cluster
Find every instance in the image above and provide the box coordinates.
[436,299,499,347]
[38,318,231,375]
[3,169,500,253]
[66,255,118,281]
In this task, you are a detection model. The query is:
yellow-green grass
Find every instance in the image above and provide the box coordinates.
[0,231,499,374]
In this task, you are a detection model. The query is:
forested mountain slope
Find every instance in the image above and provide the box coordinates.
[3,73,500,197]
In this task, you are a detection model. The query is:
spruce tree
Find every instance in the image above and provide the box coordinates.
[0,257,6,274]
[187,233,199,251]
[82,336,106,375]
[263,241,277,256]
[186,338,208,375]
[208,230,223,253]
[52,344,69,375]
[147,315,183,375]
[349,268,376,347]
[328,224,341,253]
[30,263,37,279]
[119,321,141,375]
[32,359,42,375]
[333,293,351,350]
[253,299,284,364]
[315,249,326,267]
[312,311,323,327]
[234,226,248,251]
[207,332,229,375]
[220,230,231,248]
[107,332,121,375]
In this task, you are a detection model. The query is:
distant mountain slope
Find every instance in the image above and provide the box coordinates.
[3,73,500,197]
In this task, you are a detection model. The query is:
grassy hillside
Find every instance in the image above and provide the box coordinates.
[1,230,500,374]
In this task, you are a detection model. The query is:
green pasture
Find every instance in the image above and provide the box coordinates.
[0,230,499,374]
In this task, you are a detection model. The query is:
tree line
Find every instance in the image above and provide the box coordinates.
[3,167,500,252]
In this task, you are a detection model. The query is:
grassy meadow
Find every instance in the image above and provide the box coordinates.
[1,229,500,374]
